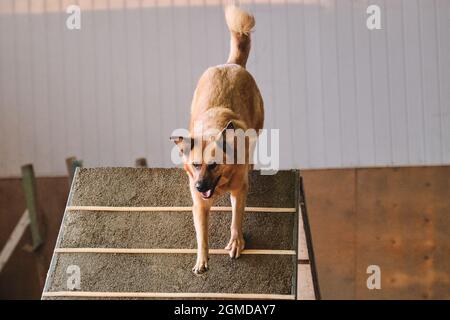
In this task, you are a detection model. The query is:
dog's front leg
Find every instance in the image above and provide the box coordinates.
[226,183,248,258]
[192,202,210,274]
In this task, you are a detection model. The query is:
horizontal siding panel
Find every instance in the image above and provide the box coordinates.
[0,0,449,176]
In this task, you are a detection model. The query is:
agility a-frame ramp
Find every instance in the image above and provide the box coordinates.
[42,168,320,300]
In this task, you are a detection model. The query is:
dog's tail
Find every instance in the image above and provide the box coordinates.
[225,5,255,68]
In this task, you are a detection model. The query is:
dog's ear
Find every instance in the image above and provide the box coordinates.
[216,121,235,139]
[170,136,194,156]
[214,121,235,162]
[224,120,235,132]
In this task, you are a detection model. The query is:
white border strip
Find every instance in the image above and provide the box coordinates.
[42,291,295,300]
[55,248,296,255]
[66,206,296,213]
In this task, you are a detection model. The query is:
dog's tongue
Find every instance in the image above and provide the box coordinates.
[201,190,212,198]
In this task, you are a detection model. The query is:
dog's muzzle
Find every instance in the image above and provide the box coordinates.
[195,176,221,199]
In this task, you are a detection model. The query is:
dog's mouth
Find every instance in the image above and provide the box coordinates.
[199,176,221,199]
[200,189,213,199]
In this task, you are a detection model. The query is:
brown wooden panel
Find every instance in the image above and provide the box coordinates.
[0,178,39,299]
[0,177,68,299]
[303,166,450,300]
[301,169,357,300]
[355,167,450,300]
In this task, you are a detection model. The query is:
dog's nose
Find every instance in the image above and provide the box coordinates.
[195,181,210,192]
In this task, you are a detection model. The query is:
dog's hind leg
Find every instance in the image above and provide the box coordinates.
[226,182,248,258]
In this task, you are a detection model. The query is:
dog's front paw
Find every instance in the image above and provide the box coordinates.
[192,256,209,275]
[225,234,245,259]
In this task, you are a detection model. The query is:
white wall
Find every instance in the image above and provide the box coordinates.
[0,0,449,177]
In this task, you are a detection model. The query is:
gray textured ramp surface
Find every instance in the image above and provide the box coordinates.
[43,168,299,299]
[61,211,295,250]
[71,168,297,207]
[48,254,293,294]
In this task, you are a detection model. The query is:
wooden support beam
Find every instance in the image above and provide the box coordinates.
[65,156,76,179]
[0,210,30,273]
[135,158,148,168]
[21,164,46,288]
[66,157,82,186]
[21,165,43,250]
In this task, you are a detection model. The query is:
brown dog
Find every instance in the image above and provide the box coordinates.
[171,5,264,274]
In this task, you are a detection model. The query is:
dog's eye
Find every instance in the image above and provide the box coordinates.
[192,162,202,170]
[207,162,217,170]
